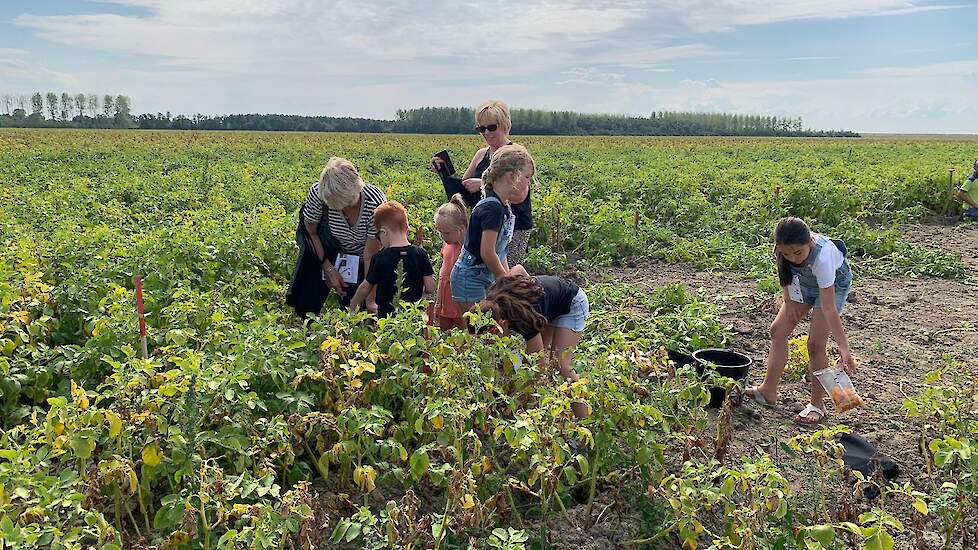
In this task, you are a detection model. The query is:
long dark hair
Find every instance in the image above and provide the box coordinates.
[774,217,811,287]
[474,274,547,336]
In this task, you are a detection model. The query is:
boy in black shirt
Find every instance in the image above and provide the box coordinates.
[350,201,434,317]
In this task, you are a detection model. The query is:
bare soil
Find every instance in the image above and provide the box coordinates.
[547,222,978,549]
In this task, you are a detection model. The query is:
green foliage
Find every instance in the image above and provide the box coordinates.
[1,130,976,548]
[586,282,729,354]
[902,357,978,548]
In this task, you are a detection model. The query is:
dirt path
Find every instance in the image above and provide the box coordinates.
[903,220,978,271]
[602,225,978,473]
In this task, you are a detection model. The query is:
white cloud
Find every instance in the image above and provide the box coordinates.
[679,78,723,89]
[0,49,78,89]
[13,1,650,78]
[17,0,945,79]
[557,67,626,86]
[0,48,30,57]
[856,59,978,77]
[671,0,964,31]
[588,43,726,69]
[7,0,975,132]
[786,56,840,61]
[598,70,978,133]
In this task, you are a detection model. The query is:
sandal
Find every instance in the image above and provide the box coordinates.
[794,403,826,425]
[745,386,775,408]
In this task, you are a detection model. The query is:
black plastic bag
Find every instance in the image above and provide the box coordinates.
[839,433,899,488]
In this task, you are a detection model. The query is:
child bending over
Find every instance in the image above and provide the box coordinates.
[746,217,855,425]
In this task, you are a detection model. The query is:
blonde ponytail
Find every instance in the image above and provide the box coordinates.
[434,193,469,230]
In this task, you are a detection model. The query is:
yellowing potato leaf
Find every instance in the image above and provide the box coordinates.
[142,441,162,468]
[106,411,122,437]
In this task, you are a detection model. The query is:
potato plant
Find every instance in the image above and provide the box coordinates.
[1,129,977,548]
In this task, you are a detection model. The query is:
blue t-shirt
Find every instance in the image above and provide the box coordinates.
[463,192,511,265]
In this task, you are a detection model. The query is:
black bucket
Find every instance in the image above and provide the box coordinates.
[693,349,753,408]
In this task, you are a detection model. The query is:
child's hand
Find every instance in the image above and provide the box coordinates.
[838,351,858,375]
[366,300,378,314]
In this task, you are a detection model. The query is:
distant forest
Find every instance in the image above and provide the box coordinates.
[0,91,135,129]
[0,92,859,137]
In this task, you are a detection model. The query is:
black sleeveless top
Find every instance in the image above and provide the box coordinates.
[475,146,533,230]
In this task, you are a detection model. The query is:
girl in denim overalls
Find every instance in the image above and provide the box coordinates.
[746,217,855,425]
[451,144,534,313]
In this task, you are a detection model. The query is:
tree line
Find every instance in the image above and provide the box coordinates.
[0,92,134,128]
[133,112,391,133]
[393,107,857,137]
[0,94,858,137]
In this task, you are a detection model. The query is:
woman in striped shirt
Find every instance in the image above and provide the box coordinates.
[299,157,387,311]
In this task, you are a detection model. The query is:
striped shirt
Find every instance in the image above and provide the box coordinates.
[302,182,387,255]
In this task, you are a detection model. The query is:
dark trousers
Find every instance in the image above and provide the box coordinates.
[286,211,365,317]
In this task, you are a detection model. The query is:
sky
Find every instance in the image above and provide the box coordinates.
[1,0,977,133]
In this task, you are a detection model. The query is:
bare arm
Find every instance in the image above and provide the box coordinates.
[817,286,855,372]
[349,281,375,312]
[526,334,545,367]
[462,147,488,179]
[304,221,326,261]
[957,190,978,209]
[462,148,488,193]
[306,220,346,293]
[363,239,381,275]
[423,275,436,295]
[479,230,507,278]
[363,239,382,308]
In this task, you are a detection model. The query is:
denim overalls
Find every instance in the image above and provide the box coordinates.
[450,195,515,302]
[789,235,852,312]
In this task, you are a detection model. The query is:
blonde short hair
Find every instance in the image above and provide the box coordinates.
[434,193,469,230]
[318,157,364,209]
[482,143,534,193]
[475,100,512,133]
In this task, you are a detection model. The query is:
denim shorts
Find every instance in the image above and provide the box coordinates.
[550,289,589,332]
[801,284,850,314]
[450,263,496,302]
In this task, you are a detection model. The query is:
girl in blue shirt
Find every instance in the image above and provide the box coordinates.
[450,144,534,312]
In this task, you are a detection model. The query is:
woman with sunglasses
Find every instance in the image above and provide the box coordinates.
[430,100,534,266]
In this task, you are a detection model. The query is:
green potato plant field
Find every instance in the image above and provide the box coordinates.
[2,128,978,549]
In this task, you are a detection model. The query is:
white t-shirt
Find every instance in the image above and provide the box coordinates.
[809,233,845,288]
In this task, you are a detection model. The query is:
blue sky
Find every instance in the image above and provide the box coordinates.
[1,0,976,133]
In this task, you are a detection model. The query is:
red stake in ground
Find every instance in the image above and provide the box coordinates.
[134,275,148,359]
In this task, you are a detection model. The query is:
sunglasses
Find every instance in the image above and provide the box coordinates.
[475,124,498,134]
